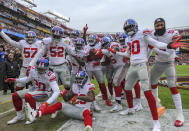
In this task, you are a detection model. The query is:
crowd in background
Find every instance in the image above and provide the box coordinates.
[0,40,22,94]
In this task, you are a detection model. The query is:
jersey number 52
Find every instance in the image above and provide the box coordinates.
[50,47,64,57]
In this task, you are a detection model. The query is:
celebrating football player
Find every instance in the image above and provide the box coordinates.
[25,70,94,131]
[150,18,184,127]
[5,57,60,125]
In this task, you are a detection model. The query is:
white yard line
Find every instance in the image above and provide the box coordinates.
[0,108,14,118]
[57,120,72,131]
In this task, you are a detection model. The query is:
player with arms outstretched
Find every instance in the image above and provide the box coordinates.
[5,57,60,125]
[0,25,43,90]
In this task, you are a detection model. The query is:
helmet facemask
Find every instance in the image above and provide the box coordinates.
[75,72,88,87]
[124,25,136,36]
[26,36,36,44]
[52,34,62,43]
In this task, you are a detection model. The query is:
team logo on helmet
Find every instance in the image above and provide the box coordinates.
[25,31,36,44]
[51,26,64,43]
[36,57,49,74]
[75,70,88,87]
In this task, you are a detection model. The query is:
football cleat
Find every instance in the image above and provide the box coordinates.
[110,103,123,112]
[119,108,135,115]
[93,101,101,112]
[51,111,58,119]
[152,121,161,131]
[174,109,184,127]
[25,103,37,123]
[133,103,143,112]
[7,114,25,125]
[84,125,93,131]
[105,99,113,106]
[25,120,33,125]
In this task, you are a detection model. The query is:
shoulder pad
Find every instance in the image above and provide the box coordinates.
[42,37,52,45]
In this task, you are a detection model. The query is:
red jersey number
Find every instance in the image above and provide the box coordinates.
[24,48,38,58]
[129,40,140,55]
[34,79,46,91]
[50,47,64,57]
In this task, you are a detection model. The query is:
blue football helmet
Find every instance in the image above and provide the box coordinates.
[87,34,98,46]
[51,26,64,43]
[115,32,120,40]
[123,19,138,36]
[101,36,111,49]
[36,57,49,74]
[105,34,113,42]
[25,31,36,44]
[119,33,127,43]
[75,38,85,50]
[75,70,88,87]
[71,30,80,39]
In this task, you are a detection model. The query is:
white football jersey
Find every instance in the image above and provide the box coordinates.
[0,31,43,67]
[28,67,57,91]
[72,82,95,109]
[151,29,178,62]
[85,42,102,71]
[124,30,153,65]
[109,42,125,68]
[20,40,43,67]
[43,37,69,65]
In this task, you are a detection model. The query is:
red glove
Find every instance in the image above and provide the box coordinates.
[93,61,100,67]
[60,89,68,97]
[107,48,116,54]
[26,66,31,76]
[83,24,88,33]
[4,78,16,83]
[175,57,179,62]
[70,96,78,105]
[167,36,188,49]
[0,24,2,32]
[39,102,48,111]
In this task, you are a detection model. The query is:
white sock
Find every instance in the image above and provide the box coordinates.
[172,93,182,110]
[135,98,141,104]
[17,111,23,117]
[153,120,160,128]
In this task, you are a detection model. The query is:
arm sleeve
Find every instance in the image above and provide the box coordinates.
[0,31,21,49]
[46,81,60,104]
[116,47,130,58]
[29,44,47,66]
[16,76,32,83]
[144,35,167,49]
[153,48,171,57]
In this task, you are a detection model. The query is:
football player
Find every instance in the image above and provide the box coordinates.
[150,18,184,127]
[109,19,186,131]
[0,25,43,91]
[25,70,94,131]
[28,26,71,90]
[85,34,112,110]
[5,57,60,125]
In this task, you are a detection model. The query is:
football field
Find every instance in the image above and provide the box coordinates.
[0,65,188,131]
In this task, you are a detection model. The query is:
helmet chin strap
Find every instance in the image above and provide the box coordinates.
[128,31,135,36]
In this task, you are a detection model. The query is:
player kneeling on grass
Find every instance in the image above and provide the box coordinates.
[25,70,95,131]
[5,57,60,125]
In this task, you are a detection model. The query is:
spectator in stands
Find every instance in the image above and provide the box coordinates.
[3,52,19,94]
[14,48,22,71]
[0,44,6,91]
